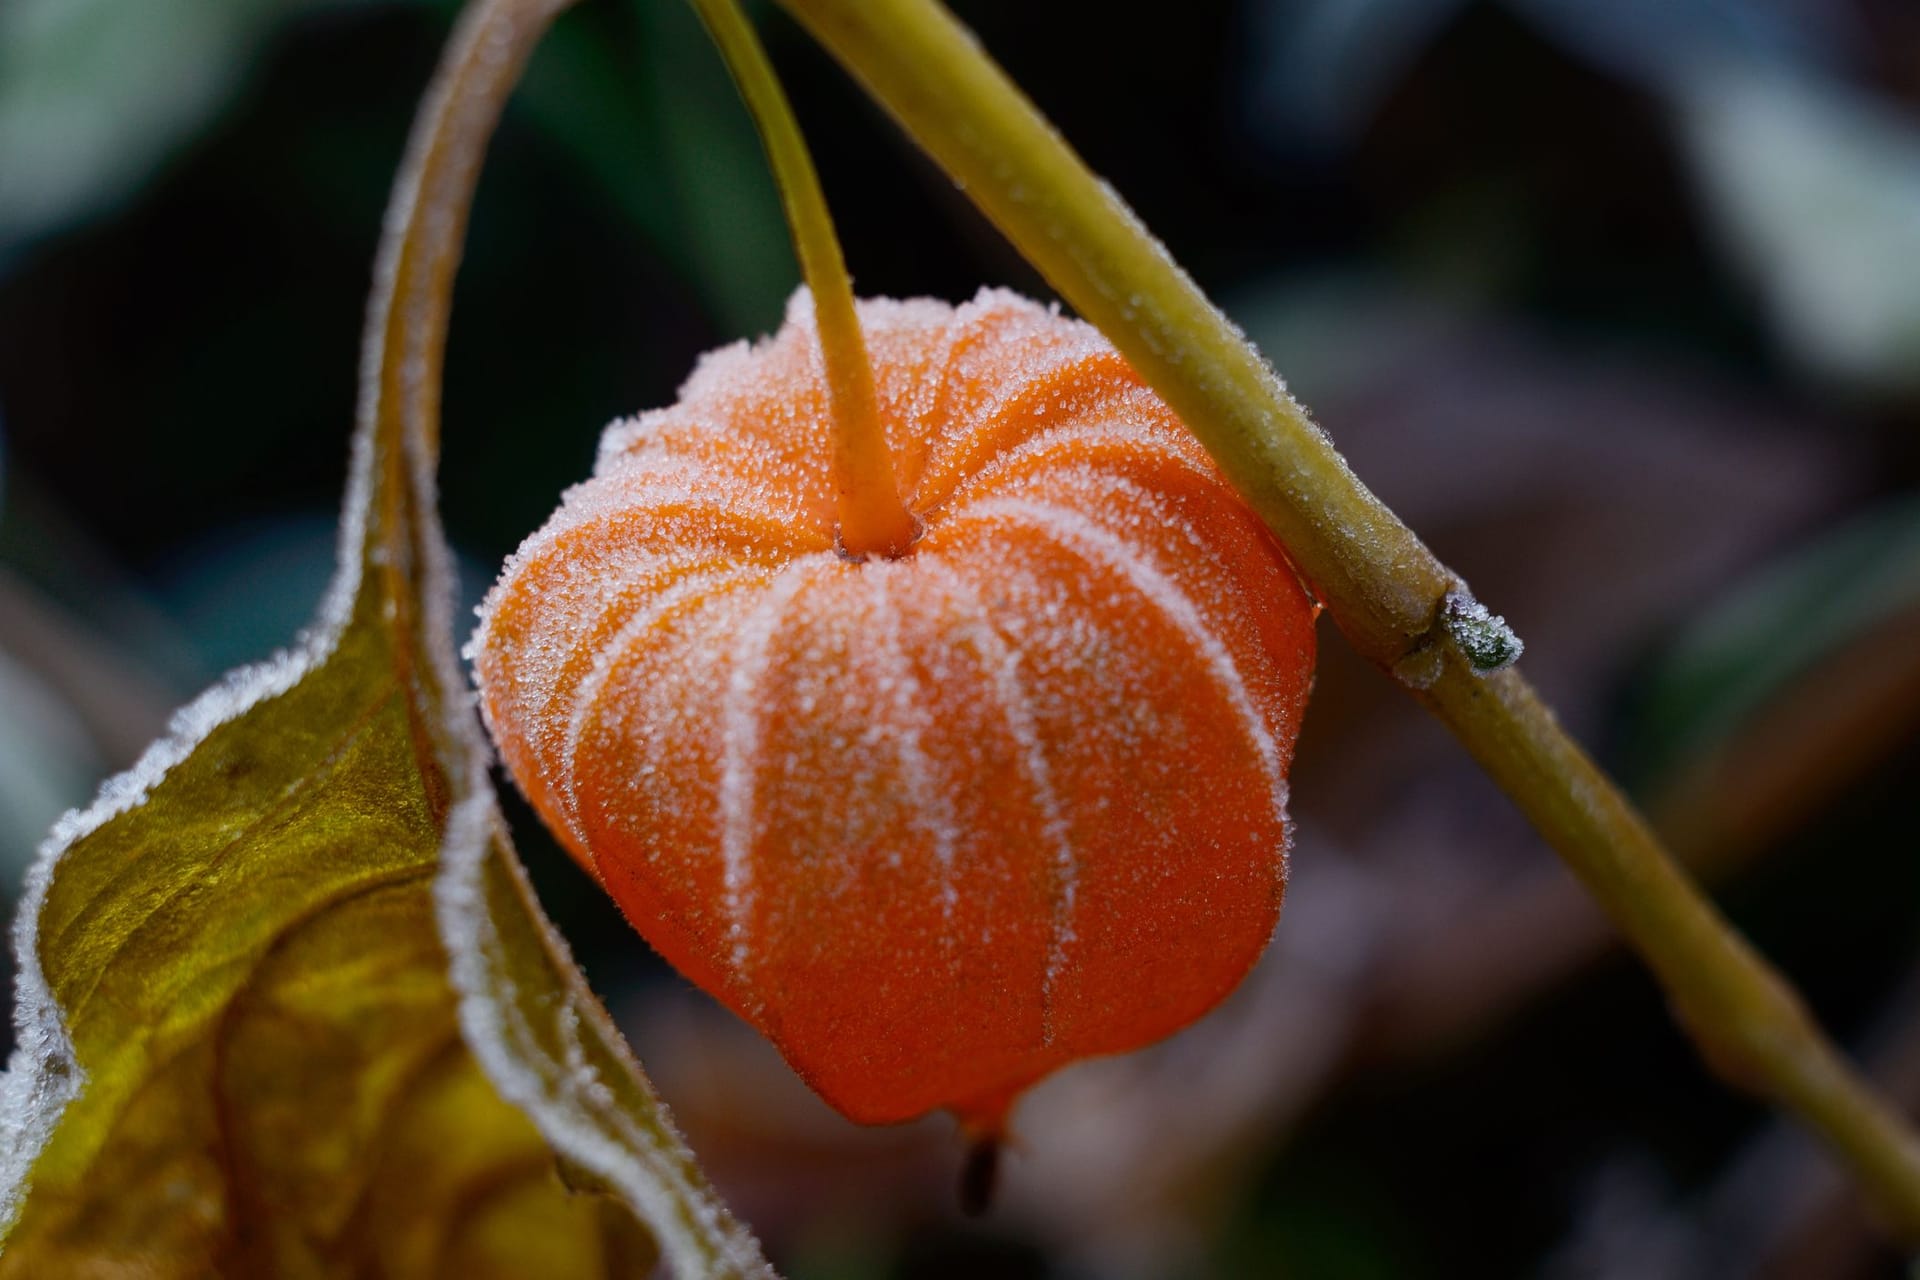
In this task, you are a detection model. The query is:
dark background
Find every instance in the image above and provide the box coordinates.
[3,0,1919,1275]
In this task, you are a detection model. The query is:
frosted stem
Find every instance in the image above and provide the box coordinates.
[689,0,918,559]
[774,0,1920,1240]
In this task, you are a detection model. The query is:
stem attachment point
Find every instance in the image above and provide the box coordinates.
[690,0,918,559]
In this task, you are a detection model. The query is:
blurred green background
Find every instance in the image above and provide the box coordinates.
[3,0,1920,1275]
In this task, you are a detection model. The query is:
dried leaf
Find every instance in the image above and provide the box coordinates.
[0,1,771,1275]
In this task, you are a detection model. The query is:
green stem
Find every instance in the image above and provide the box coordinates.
[773,0,1920,1238]
[1421,653,1920,1234]
[688,0,917,558]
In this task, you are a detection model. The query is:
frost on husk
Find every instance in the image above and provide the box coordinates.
[0,0,770,1275]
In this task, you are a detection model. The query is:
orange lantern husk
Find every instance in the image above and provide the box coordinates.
[470,287,1317,1136]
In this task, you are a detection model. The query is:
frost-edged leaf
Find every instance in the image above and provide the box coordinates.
[0,0,772,1275]
[0,592,653,1276]
[438,806,770,1275]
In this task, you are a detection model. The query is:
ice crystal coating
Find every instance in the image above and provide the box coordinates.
[470,287,1319,1127]
[1443,588,1524,674]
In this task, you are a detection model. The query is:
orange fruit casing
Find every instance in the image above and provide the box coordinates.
[470,288,1317,1131]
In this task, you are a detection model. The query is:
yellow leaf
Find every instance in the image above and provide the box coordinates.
[0,1,772,1275]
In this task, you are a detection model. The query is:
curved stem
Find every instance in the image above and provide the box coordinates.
[772,0,1920,1239]
[689,0,917,558]
[354,2,777,1273]
[361,0,580,589]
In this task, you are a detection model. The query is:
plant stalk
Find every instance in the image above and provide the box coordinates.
[772,0,1920,1238]
[689,0,917,558]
